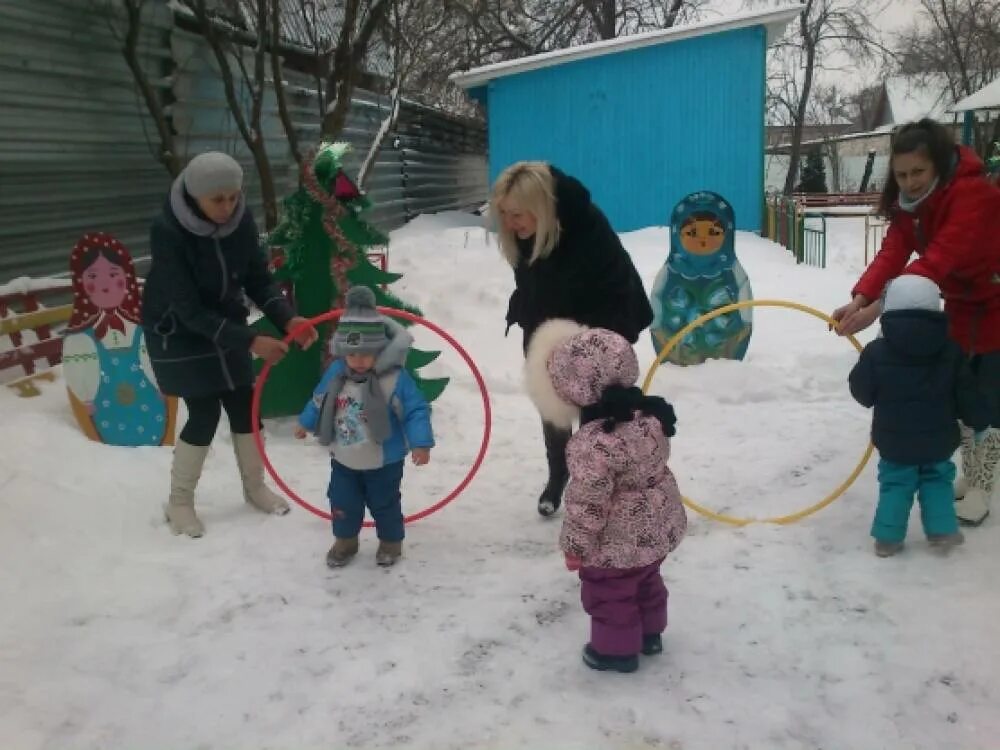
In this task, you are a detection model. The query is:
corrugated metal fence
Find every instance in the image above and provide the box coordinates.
[0,0,486,283]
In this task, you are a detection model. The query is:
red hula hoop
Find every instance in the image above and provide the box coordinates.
[251,307,492,525]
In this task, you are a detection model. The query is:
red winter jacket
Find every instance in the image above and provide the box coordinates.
[853,146,1000,354]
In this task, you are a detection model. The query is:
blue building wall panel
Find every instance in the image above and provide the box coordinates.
[483,26,766,232]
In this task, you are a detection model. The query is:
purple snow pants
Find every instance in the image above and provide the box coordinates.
[579,559,668,656]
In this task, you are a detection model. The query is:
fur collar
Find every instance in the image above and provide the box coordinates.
[524,318,588,428]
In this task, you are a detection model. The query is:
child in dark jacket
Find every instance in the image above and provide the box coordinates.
[849,274,989,557]
[296,286,434,568]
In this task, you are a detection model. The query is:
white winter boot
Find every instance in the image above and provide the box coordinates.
[955,429,1000,526]
[231,433,290,515]
[954,425,976,499]
[165,439,209,538]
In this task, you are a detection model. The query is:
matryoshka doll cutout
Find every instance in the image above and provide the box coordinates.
[649,191,753,366]
[62,233,177,446]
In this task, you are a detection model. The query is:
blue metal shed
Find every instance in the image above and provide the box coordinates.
[451,7,802,233]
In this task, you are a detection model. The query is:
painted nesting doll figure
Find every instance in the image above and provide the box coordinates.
[649,192,753,366]
[62,233,176,446]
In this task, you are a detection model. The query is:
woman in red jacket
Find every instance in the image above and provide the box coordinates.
[832,119,1000,525]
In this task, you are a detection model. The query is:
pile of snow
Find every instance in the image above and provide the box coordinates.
[1,211,997,749]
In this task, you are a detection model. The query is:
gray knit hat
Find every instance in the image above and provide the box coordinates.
[183,152,244,198]
[334,286,388,355]
[882,274,942,314]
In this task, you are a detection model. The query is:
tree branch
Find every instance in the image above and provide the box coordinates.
[119,0,181,177]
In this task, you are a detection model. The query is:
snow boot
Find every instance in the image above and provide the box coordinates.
[326,537,359,568]
[538,421,570,517]
[165,439,209,538]
[582,644,639,673]
[874,540,904,558]
[641,634,663,656]
[376,540,403,567]
[927,532,964,552]
[232,433,290,515]
[954,425,976,499]
[956,429,999,526]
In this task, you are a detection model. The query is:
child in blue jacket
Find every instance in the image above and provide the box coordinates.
[296,286,434,568]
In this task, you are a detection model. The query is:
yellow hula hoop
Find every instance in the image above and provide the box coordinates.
[642,299,875,527]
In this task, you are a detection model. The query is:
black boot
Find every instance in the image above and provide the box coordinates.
[641,634,663,656]
[582,644,639,673]
[538,421,571,517]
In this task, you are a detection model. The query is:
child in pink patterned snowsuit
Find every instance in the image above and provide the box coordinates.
[525,320,687,673]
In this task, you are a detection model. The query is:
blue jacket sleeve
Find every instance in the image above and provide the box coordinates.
[395,370,435,449]
[298,359,346,431]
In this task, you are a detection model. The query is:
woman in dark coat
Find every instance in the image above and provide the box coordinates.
[491,161,654,516]
[142,152,317,538]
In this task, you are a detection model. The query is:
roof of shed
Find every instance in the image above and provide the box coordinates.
[449,5,803,90]
[952,75,1000,113]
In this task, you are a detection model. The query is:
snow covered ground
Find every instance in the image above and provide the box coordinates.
[1,213,998,750]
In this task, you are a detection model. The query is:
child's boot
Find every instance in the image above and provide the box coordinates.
[326,537,359,568]
[376,540,402,567]
[641,634,663,656]
[927,532,964,551]
[582,644,639,673]
[874,540,904,557]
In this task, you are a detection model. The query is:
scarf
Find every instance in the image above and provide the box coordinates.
[91,309,127,338]
[897,176,940,214]
[897,151,958,214]
[580,385,677,437]
[316,367,392,447]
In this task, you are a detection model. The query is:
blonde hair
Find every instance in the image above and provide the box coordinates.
[490,161,560,266]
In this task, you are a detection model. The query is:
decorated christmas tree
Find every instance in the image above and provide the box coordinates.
[252,142,448,418]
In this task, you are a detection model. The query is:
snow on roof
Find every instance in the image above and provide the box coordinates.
[449,5,803,90]
[884,74,955,124]
[952,75,1000,112]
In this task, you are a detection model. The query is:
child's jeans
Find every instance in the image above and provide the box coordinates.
[327,460,405,541]
[579,559,667,656]
[872,458,958,543]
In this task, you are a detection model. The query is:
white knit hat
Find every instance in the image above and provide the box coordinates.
[882,274,942,313]
[183,152,244,198]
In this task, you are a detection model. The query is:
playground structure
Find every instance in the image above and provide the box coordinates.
[0,283,73,396]
[763,192,883,269]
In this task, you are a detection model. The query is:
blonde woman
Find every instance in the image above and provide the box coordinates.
[492,161,654,516]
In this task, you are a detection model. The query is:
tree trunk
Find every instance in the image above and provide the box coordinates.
[597,0,615,39]
[251,136,279,229]
[358,81,403,190]
[271,0,301,167]
[121,0,181,177]
[784,26,817,195]
[320,0,390,140]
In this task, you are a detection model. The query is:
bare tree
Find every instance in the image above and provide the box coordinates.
[357,0,454,187]
[752,0,893,195]
[178,0,283,228]
[320,0,391,139]
[270,1,302,168]
[445,0,706,67]
[806,84,855,191]
[896,0,1000,153]
[92,0,182,177]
